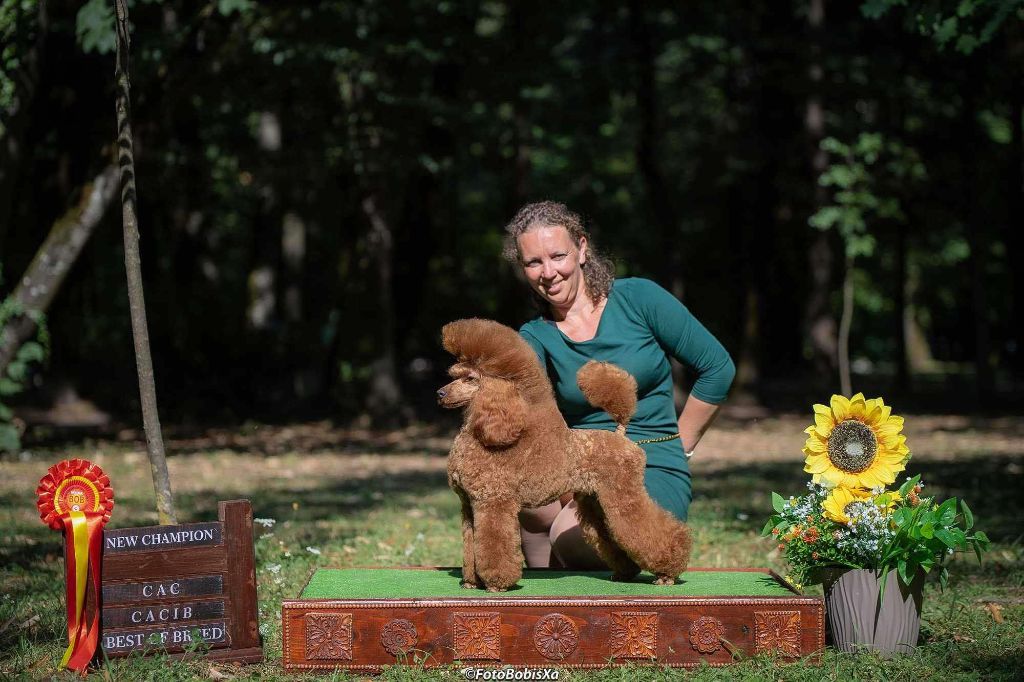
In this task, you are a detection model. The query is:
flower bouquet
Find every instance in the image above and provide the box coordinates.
[762,393,989,654]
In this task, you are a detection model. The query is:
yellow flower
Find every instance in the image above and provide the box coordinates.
[822,486,872,524]
[803,393,911,489]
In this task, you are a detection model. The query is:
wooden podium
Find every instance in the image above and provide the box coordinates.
[282,567,823,672]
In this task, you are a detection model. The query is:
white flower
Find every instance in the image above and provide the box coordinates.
[254,518,277,528]
[306,546,322,555]
[265,563,281,574]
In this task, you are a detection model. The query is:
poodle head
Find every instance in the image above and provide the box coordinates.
[438,319,553,448]
[440,319,550,400]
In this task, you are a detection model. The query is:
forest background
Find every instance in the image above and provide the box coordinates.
[1,0,1023,443]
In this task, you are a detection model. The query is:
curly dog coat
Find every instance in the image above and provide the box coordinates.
[437,318,692,591]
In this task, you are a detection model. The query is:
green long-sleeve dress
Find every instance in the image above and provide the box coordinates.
[519,277,735,521]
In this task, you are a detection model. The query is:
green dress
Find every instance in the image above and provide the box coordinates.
[520,277,735,521]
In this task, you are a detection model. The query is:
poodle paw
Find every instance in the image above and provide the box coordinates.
[653,574,677,586]
[460,581,479,589]
[485,585,509,593]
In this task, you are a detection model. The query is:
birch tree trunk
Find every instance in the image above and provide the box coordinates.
[0,166,117,378]
[114,0,177,525]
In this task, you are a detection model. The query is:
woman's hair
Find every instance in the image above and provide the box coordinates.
[502,201,615,306]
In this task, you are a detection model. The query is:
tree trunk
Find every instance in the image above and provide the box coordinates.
[361,192,402,424]
[1009,42,1024,373]
[629,0,684,300]
[115,0,176,525]
[0,166,118,378]
[803,0,837,380]
[838,255,854,396]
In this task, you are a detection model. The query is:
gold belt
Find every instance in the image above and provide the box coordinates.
[634,433,681,445]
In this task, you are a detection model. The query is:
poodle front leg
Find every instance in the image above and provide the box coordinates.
[457,490,479,588]
[471,500,524,592]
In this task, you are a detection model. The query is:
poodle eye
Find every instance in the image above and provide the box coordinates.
[464,375,478,382]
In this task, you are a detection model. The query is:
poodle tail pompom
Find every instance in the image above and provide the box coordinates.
[577,361,637,431]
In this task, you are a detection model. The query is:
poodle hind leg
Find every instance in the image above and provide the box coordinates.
[592,481,692,585]
[472,501,525,591]
[573,493,640,582]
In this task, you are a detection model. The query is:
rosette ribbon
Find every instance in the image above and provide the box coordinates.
[36,459,114,674]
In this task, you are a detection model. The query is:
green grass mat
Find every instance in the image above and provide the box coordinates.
[300,568,797,599]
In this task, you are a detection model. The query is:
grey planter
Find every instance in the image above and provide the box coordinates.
[818,568,924,656]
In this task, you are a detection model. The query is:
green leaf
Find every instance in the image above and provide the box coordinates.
[920,522,934,539]
[939,566,949,591]
[934,528,957,548]
[75,0,116,55]
[898,475,920,497]
[217,0,253,15]
[937,498,957,525]
[16,341,44,363]
[771,492,785,513]
[897,559,909,586]
[761,518,776,536]
[961,500,974,529]
[0,424,19,452]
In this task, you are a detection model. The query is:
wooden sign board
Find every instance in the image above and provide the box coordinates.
[99,500,262,664]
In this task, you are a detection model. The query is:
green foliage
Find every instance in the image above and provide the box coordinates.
[0,265,48,453]
[763,479,989,590]
[861,0,1024,53]
[0,0,38,135]
[810,132,926,261]
[75,0,115,55]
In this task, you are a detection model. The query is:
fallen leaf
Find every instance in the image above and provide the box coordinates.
[985,602,1005,624]
[953,633,975,642]
[208,666,233,680]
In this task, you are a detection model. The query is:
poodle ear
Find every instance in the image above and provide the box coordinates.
[468,379,526,448]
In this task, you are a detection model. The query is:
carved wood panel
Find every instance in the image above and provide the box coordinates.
[305,612,352,661]
[688,616,725,654]
[533,613,579,661]
[609,611,658,659]
[754,610,801,657]
[453,612,501,660]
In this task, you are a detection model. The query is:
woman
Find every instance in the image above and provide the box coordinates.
[503,201,735,569]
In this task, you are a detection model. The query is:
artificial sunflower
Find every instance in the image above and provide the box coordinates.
[803,393,910,489]
[822,486,871,524]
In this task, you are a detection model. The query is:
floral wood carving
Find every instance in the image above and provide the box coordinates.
[533,613,579,661]
[689,616,725,654]
[754,611,801,657]
[305,612,353,660]
[453,612,501,660]
[608,611,658,659]
[381,618,418,657]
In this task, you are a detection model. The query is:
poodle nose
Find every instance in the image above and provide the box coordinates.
[436,388,446,400]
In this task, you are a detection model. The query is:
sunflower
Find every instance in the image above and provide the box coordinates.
[803,393,910,489]
[822,486,871,524]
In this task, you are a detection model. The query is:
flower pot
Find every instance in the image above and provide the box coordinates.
[817,567,924,656]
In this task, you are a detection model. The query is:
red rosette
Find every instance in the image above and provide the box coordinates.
[35,459,115,673]
[36,459,114,531]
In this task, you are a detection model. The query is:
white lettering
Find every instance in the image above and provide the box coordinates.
[130,610,142,624]
[170,582,180,595]
[142,585,153,598]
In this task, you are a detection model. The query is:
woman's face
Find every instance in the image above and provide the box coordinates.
[517,225,588,309]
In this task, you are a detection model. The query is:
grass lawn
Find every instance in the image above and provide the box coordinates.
[1,414,1021,680]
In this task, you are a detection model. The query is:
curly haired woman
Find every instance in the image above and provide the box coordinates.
[504,201,735,569]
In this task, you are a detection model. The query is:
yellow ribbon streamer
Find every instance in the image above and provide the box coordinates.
[58,510,89,670]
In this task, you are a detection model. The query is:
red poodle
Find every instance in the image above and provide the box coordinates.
[438,318,692,591]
